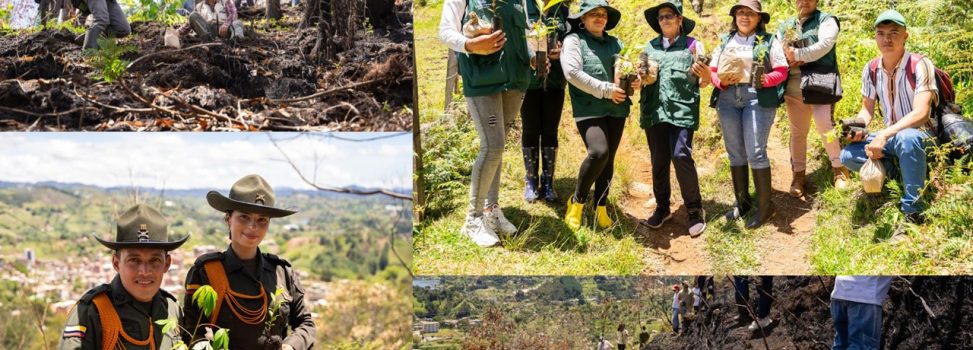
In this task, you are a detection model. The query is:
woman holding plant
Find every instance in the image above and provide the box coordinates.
[778,0,850,197]
[520,0,569,204]
[638,1,709,237]
[709,0,788,229]
[182,175,315,350]
[560,0,639,233]
[439,0,533,247]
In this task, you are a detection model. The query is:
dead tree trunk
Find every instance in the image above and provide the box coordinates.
[266,0,282,20]
[299,0,320,28]
[310,0,358,63]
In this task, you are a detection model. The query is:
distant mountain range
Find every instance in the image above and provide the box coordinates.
[0,181,411,199]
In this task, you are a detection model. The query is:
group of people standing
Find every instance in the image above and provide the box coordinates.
[440,0,942,247]
[58,175,315,350]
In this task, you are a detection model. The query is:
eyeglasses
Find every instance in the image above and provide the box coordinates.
[658,14,679,22]
[234,213,270,228]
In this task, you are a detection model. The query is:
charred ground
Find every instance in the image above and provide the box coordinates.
[0,1,414,130]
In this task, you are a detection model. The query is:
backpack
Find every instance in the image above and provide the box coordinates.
[868,54,972,157]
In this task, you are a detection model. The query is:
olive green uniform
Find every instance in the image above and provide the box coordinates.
[58,276,181,350]
[181,247,315,350]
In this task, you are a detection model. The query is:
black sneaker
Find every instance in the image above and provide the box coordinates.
[642,208,672,229]
[904,211,925,225]
[688,208,706,237]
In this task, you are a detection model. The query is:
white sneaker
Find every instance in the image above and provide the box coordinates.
[483,204,517,235]
[461,215,500,247]
[748,317,772,331]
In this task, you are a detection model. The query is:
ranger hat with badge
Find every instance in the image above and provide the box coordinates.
[93,203,189,251]
[206,174,297,218]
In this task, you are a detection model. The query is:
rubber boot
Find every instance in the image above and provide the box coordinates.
[564,195,584,231]
[726,165,752,220]
[522,147,540,202]
[789,170,806,197]
[540,147,558,202]
[746,167,776,229]
[595,205,613,229]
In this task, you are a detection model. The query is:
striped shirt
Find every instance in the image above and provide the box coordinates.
[860,51,939,129]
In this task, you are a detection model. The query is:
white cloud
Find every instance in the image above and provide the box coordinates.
[0,133,411,190]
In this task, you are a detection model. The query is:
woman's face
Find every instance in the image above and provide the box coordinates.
[582,7,609,35]
[657,7,683,38]
[227,210,270,251]
[734,7,760,34]
[795,0,817,18]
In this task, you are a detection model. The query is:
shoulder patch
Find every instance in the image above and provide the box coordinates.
[78,284,111,304]
[62,325,87,339]
[262,253,291,267]
[193,251,224,267]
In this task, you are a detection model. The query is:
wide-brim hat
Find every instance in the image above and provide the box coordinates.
[567,0,622,31]
[94,204,189,251]
[206,174,297,218]
[729,0,770,24]
[644,1,696,36]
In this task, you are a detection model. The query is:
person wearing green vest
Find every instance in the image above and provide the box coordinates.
[560,0,639,232]
[708,0,788,229]
[778,0,851,197]
[58,204,188,350]
[638,1,709,237]
[520,0,569,204]
[439,0,534,247]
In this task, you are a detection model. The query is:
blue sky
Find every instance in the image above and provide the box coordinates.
[0,132,412,191]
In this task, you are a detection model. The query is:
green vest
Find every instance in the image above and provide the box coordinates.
[639,36,701,130]
[457,0,532,97]
[710,31,785,108]
[567,30,631,119]
[779,10,839,73]
[526,0,568,90]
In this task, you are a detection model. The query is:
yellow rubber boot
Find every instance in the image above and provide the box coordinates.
[595,205,613,229]
[564,196,584,231]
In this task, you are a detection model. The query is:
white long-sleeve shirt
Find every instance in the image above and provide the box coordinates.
[439,0,472,53]
[560,33,618,100]
[793,16,839,64]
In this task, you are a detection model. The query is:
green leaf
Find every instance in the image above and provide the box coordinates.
[192,285,218,318]
[154,318,177,336]
[542,0,567,12]
[172,341,189,350]
[212,328,230,350]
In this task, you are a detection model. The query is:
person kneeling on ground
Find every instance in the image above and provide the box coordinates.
[72,0,131,50]
[840,9,938,228]
[179,0,245,41]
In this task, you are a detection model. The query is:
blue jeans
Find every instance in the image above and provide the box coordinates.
[734,276,773,319]
[672,307,680,332]
[831,299,882,350]
[839,128,932,214]
[716,85,777,169]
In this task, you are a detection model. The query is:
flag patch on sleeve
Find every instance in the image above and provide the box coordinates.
[63,325,86,338]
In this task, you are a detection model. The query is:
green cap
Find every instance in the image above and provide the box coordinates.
[874,9,906,28]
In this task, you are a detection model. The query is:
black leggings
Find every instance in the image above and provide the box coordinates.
[521,87,565,148]
[575,117,626,205]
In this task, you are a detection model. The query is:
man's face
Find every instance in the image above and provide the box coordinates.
[227,211,270,251]
[113,248,171,303]
[875,22,908,56]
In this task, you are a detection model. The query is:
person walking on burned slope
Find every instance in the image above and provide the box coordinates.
[72,0,131,50]
[181,175,315,350]
[58,204,189,350]
[439,0,534,247]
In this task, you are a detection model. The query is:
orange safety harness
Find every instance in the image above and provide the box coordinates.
[202,260,268,325]
[92,293,156,350]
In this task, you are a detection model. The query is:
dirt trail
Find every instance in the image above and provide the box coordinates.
[620,7,814,275]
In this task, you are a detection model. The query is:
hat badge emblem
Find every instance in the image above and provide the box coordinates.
[137,224,150,242]
[254,194,266,205]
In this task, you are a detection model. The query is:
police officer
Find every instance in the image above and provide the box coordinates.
[58,204,189,350]
[181,174,315,350]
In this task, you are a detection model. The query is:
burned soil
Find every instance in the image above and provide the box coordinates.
[645,276,973,350]
[0,2,414,131]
